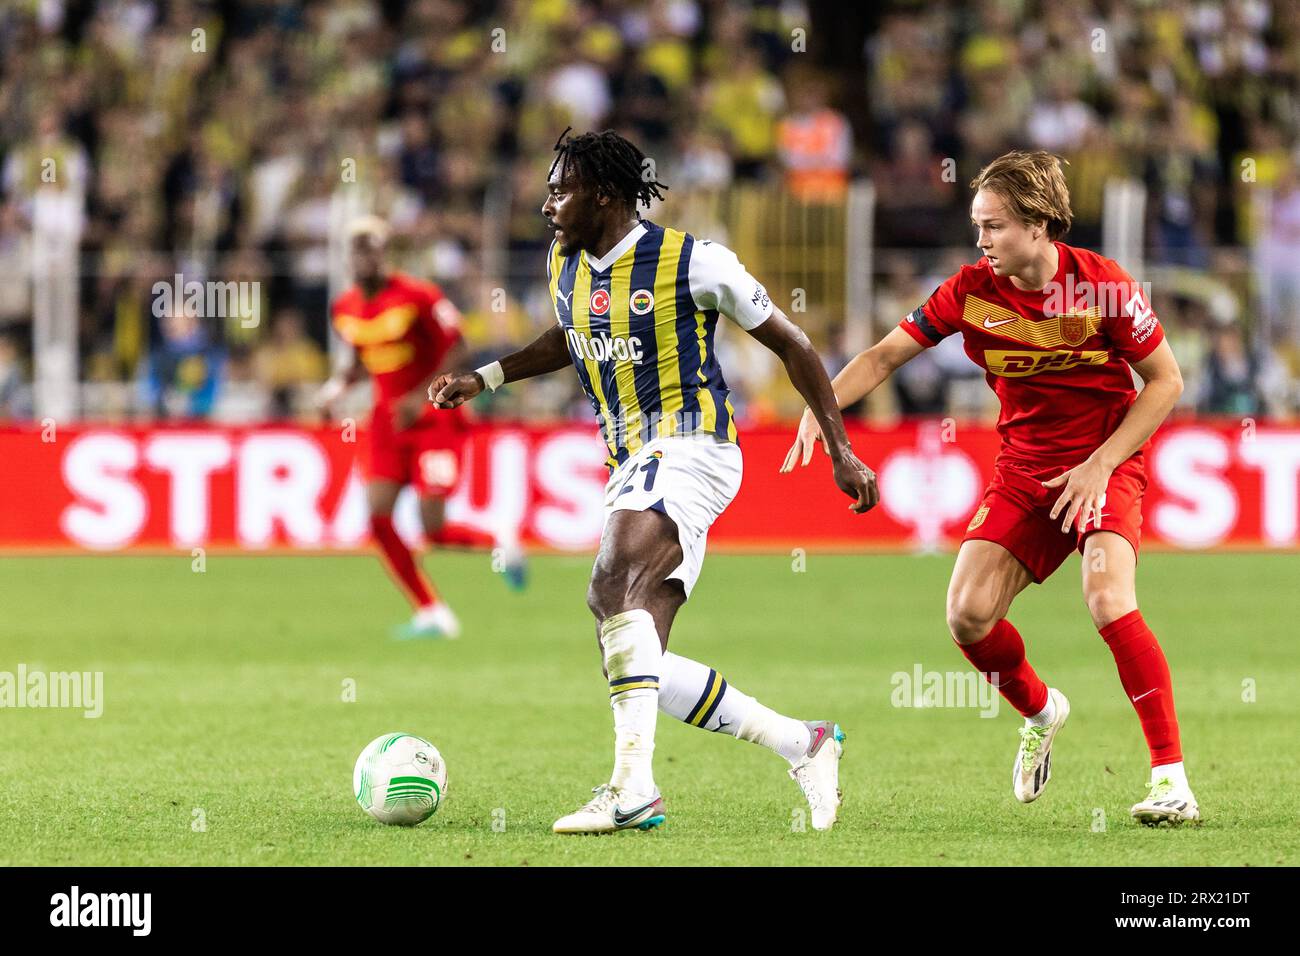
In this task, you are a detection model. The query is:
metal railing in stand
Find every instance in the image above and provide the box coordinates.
[30,188,82,423]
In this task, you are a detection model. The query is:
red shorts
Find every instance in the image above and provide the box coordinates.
[367,405,468,497]
[962,458,1146,583]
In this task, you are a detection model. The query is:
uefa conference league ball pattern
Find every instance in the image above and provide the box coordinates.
[354,733,448,826]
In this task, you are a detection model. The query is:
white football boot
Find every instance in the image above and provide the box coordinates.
[1012,688,1070,802]
[395,603,461,640]
[789,721,845,831]
[552,784,666,835]
[1131,776,1201,826]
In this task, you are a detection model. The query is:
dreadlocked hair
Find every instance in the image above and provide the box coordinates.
[550,127,668,210]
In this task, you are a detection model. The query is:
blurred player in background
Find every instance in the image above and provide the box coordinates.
[431,130,878,834]
[784,150,1200,826]
[319,216,524,640]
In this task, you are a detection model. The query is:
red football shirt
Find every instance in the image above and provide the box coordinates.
[331,272,462,409]
[898,242,1164,479]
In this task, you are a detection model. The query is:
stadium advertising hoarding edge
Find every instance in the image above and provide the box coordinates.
[0,422,1296,551]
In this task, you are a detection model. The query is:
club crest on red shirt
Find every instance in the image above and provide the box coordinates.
[1060,312,1087,347]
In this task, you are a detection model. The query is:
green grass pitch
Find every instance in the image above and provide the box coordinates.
[1,550,1296,866]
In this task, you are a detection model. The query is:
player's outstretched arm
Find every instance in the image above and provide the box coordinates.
[398,339,470,428]
[748,307,880,514]
[780,325,924,471]
[428,325,570,408]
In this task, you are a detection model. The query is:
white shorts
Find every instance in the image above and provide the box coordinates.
[600,433,743,598]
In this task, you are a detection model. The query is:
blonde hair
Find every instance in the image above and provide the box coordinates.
[971,150,1073,240]
[347,214,391,245]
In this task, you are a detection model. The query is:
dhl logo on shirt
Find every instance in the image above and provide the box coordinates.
[962,296,1100,348]
[984,349,1110,378]
[333,305,419,346]
[359,342,415,374]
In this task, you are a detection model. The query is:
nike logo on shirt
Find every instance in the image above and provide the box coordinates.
[983,317,1016,328]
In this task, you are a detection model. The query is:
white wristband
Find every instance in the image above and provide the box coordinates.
[475,361,505,392]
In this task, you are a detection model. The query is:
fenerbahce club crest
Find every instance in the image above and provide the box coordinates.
[630,289,655,314]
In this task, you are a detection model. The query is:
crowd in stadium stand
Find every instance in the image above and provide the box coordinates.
[0,0,1297,423]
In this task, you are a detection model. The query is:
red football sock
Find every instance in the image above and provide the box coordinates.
[370,514,437,610]
[1100,609,1182,766]
[428,524,495,550]
[957,619,1050,717]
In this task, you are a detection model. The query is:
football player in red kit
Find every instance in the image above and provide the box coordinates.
[319,216,524,639]
[783,151,1199,825]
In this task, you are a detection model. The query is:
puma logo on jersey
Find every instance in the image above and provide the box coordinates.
[566,327,645,363]
[555,289,573,309]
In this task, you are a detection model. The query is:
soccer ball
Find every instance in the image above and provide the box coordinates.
[353,732,448,826]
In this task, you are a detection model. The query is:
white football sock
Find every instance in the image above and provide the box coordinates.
[736,703,813,765]
[1151,760,1188,789]
[1026,694,1057,727]
[601,609,660,796]
[493,514,522,561]
[660,650,811,765]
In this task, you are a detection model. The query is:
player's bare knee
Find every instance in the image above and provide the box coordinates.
[420,513,444,538]
[586,570,626,620]
[586,577,609,619]
[946,594,999,645]
[366,484,400,518]
[589,557,660,619]
[589,581,648,620]
[1085,586,1136,629]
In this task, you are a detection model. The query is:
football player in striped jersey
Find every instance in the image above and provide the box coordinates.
[432,129,878,833]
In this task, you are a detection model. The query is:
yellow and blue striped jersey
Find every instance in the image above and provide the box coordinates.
[547,220,773,468]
